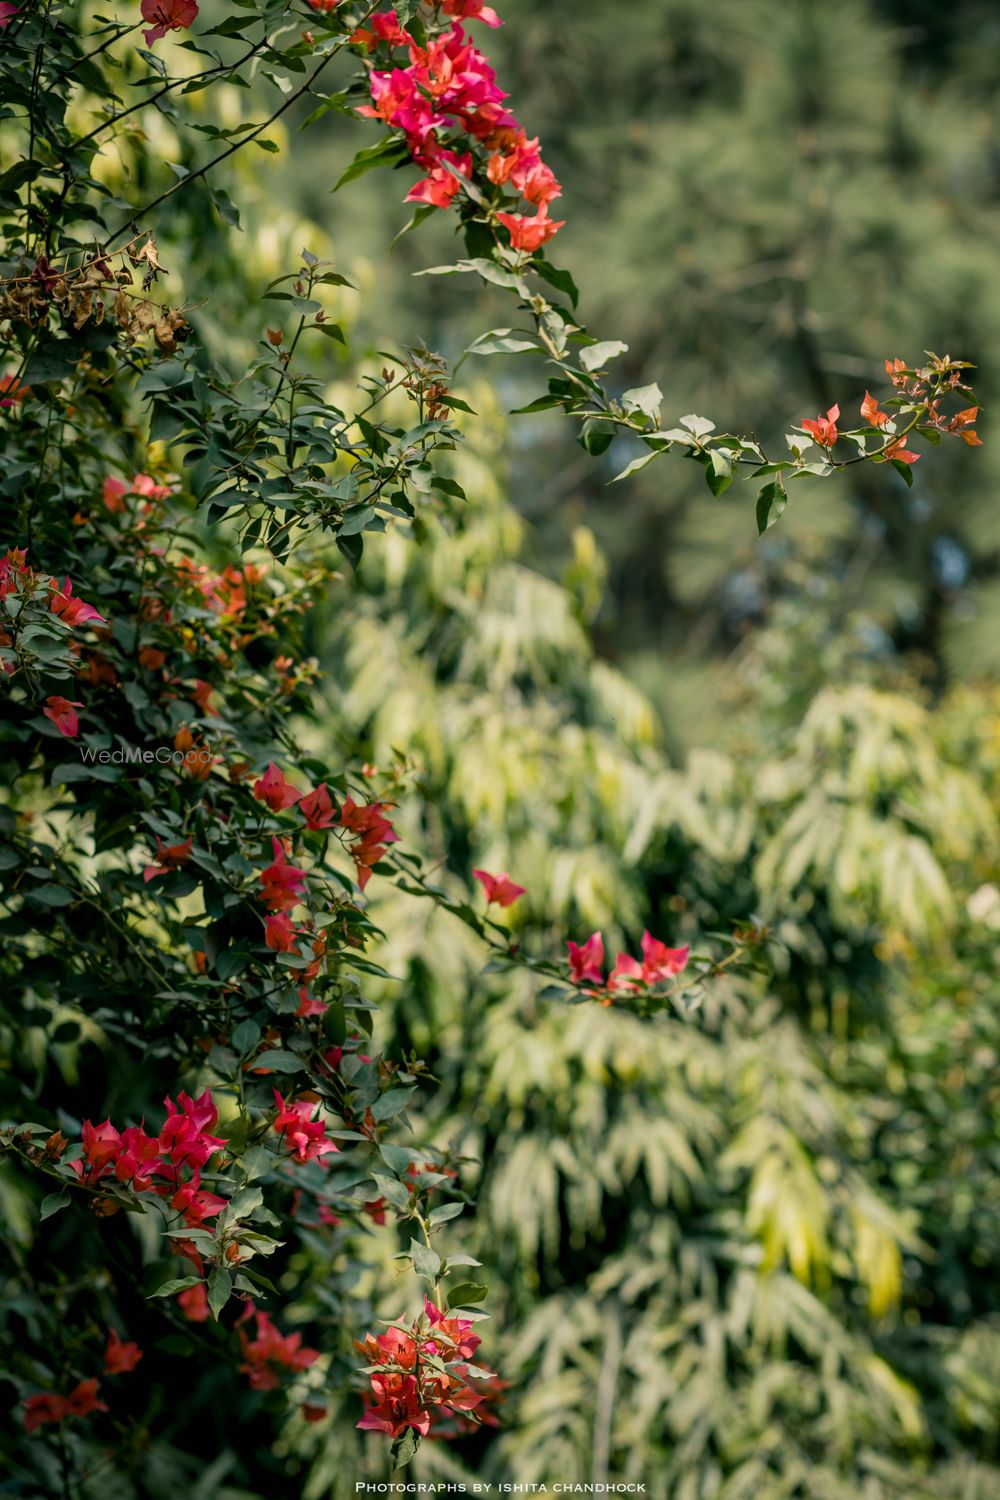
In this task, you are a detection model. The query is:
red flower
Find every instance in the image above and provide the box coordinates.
[884,436,920,466]
[0,372,28,403]
[302,1402,328,1422]
[442,0,502,25]
[948,405,983,446]
[143,834,193,882]
[24,1379,108,1432]
[801,404,840,449]
[299,782,337,829]
[139,0,198,48]
[496,206,564,251]
[472,868,525,907]
[860,391,890,429]
[640,931,689,981]
[273,1089,339,1163]
[43,695,83,738]
[567,932,604,985]
[254,762,302,812]
[265,911,299,952]
[296,986,328,1017]
[104,1327,143,1375]
[259,835,308,911]
[238,1305,320,1390]
[49,576,105,627]
[177,1282,210,1322]
[339,796,398,890]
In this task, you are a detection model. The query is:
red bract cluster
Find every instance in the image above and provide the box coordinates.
[23,1378,107,1434]
[72,1090,227,1268]
[272,1089,339,1164]
[357,8,564,250]
[797,357,983,468]
[472,868,525,907]
[237,1304,320,1391]
[139,0,198,49]
[567,929,690,1002]
[356,1300,493,1439]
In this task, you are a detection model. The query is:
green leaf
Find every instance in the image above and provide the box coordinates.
[622,383,663,419]
[370,1086,416,1121]
[253,1049,305,1072]
[240,1145,272,1183]
[149,1276,203,1299]
[231,1019,261,1055]
[580,340,628,373]
[390,1427,421,1470]
[610,451,660,483]
[756,479,787,535]
[428,1201,464,1226]
[705,448,733,497]
[207,1267,233,1321]
[446,1281,488,1308]
[40,1190,71,1220]
[410,1239,441,1280]
[227,1186,264,1220]
[579,419,615,456]
[333,138,409,191]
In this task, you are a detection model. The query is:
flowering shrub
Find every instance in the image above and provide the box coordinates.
[0,0,981,1489]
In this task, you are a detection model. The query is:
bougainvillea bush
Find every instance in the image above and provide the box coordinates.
[0,0,983,1492]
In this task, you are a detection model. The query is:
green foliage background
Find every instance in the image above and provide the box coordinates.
[3,0,999,1495]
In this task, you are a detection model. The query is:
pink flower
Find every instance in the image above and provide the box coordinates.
[238,1305,320,1390]
[143,834,193,882]
[496,206,565,252]
[265,911,299,952]
[273,1090,339,1164]
[567,933,604,986]
[139,0,198,48]
[442,0,502,25]
[299,782,337,830]
[254,762,302,812]
[43,696,82,738]
[178,1282,210,1322]
[640,931,689,981]
[0,3,17,25]
[49,576,105,627]
[472,869,525,908]
[104,1327,143,1375]
[884,436,920,465]
[259,835,307,911]
[24,1379,107,1433]
[296,986,328,1018]
[801,404,840,449]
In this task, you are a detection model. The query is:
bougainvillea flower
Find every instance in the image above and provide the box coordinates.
[860,391,891,429]
[406,150,472,209]
[158,1090,225,1170]
[73,1119,123,1181]
[640,931,690,981]
[264,911,299,952]
[442,0,502,25]
[23,1379,108,1432]
[296,986,328,1017]
[884,436,920,465]
[258,836,308,911]
[948,406,983,445]
[43,696,83,738]
[143,834,193,882]
[472,869,525,907]
[423,1297,481,1360]
[495,206,565,251]
[103,476,129,513]
[114,1125,165,1190]
[353,10,408,49]
[104,1327,143,1375]
[254,762,302,812]
[140,0,198,48]
[49,576,105,626]
[302,1403,329,1422]
[177,1282,210,1322]
[170,1172,227,1227]
[0,372,27,400]
[339,797,398,890]
[238,1306,320,1390]
[23,1391,71,1433]
[299,782,337,829]
[273,1090,339,1163]
[567,932,605,985]
[801,404,840,448]
[609,952,643,993]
